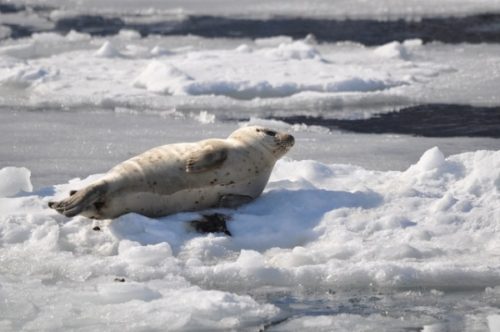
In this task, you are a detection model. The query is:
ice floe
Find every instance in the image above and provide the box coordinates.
[0,147,499,330]
[0,32,465,112]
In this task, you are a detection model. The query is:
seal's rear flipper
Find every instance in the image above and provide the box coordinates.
[48,183,107,218]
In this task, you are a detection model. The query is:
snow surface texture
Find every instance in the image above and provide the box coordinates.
[2,32,500,117]
[1,148,499,330]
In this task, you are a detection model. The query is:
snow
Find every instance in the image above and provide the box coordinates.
[0,31,498,119]
[131,40,400,100]
[0,148,499,330]
[3,32,497,114]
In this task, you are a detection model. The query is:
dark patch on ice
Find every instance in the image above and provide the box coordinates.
[55,15,124,36]
[1,4,55,39]
[2,24,36,39]
[3,6,500,45]
[145,14,500,45]
[260,318,290,332]
[0,3,54,13]
[0,3,21,13]
[273,104,500,138]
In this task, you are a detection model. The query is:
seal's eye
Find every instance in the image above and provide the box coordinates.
[256,128,277,137]
[263,130,277,137]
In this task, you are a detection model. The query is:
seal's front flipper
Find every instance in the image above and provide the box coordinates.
[48,183,107,218]
[185,144,228,173]
[218,194,254,208]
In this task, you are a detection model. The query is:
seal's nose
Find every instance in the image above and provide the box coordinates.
[277,133,295,147]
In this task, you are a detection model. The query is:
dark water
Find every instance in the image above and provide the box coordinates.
[273,104,500,138]
[2,3,500,45]
[54,14,500,45]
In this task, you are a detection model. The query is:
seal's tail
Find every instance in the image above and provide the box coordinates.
[48,183,106,217]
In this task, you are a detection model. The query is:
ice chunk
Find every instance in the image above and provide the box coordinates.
[133,61,192,94]
[266,41,322,60]
[94,41,122,58]
[235,44,252,53]
[0,167,33,197]
[374,41,411,60]
[412,146,446,171]
[374,39,422,61]
[65,30,91,42]
[150,45,171,56]
[118,29,141,40]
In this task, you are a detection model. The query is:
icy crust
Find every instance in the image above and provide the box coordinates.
[0,148,499,330]
[0,32,460,114]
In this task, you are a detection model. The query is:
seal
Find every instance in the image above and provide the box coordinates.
[48,126,294,219]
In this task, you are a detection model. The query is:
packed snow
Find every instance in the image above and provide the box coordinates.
[0,147,499,330]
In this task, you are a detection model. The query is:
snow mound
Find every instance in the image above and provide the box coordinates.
[94,41,122,58]
[132,40,400,100]
[0,148,499,329]
[0,167,33,197]
[150,45,171,56]
[265,41,323,60]
[408,146,446,172]
[374,39,423,60]
[133,61,193,94]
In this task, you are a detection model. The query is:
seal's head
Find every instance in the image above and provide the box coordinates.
[229,126,295,159]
